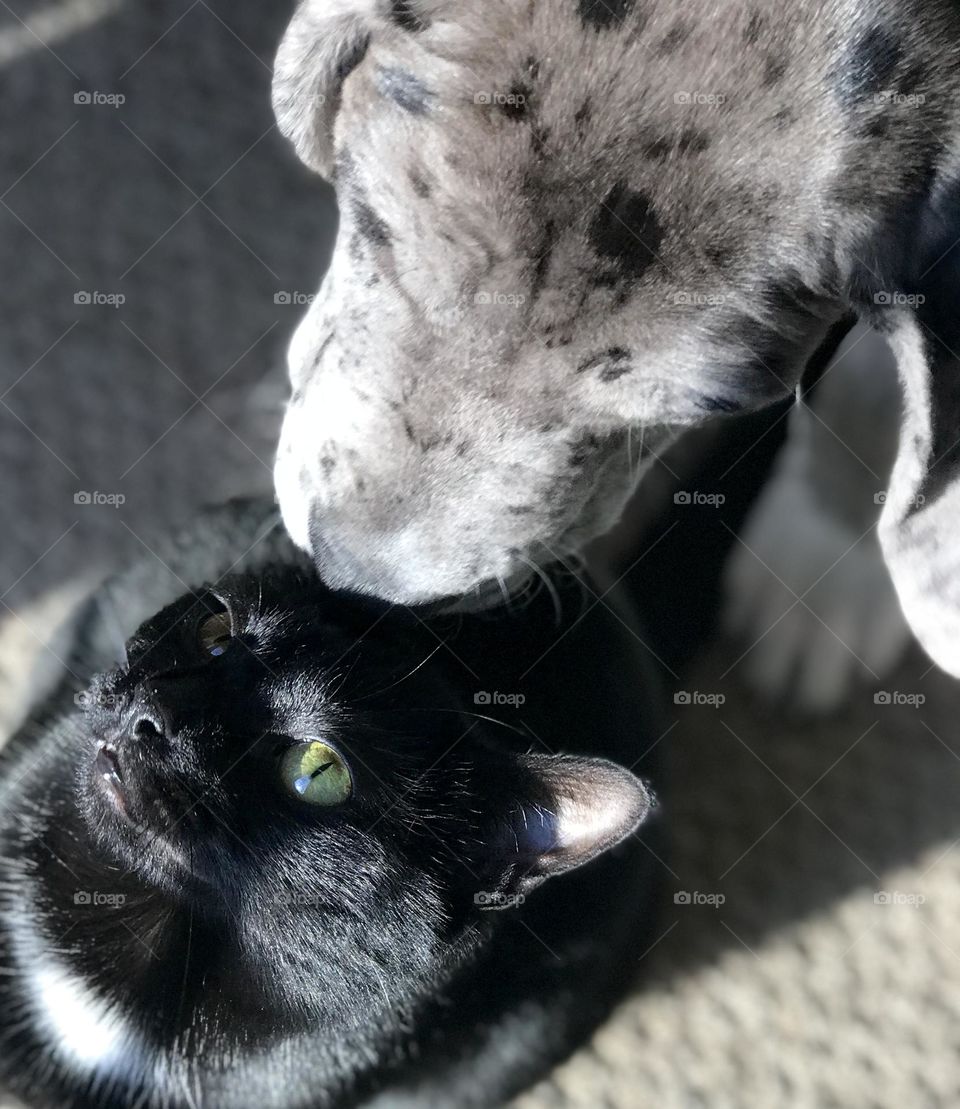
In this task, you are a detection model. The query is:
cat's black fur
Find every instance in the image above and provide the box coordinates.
[0,500,665,1108]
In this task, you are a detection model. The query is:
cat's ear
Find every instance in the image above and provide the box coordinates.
[475,754,654,909]
[273,0,377,178]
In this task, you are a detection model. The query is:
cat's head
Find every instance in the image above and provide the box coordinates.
[55,566,651,1054]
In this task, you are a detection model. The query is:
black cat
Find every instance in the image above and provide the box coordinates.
[0,500,665,1108]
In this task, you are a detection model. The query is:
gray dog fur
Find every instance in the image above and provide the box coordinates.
[270,0,960,681]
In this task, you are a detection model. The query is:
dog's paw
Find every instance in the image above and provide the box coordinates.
[722,444,910,714]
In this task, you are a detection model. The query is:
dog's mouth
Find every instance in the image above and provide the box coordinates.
[439,566,536,614]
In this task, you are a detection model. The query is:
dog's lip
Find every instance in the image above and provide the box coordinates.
[94,744,128,815]
[436,567,535,614]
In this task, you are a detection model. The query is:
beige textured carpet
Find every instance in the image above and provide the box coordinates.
[2,3,959,1107]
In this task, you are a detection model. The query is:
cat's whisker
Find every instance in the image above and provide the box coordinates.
[325,654,361,701]
[365,706,530,739]
[173,859,197,1109]
[348,639,445,703]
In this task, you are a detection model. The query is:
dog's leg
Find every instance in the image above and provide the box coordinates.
[723,324,910,713]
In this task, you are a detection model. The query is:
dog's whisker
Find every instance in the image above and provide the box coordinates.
[517,554,562,625]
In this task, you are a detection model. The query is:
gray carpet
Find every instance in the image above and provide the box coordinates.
[2,3,960,1107]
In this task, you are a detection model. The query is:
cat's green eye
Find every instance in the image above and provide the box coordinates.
[280,741,352,807]
[198,610,233,657]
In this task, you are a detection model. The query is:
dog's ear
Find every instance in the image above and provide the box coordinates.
[272,0,379,177]
[876,180,960,678]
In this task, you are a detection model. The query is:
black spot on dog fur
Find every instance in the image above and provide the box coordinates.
[837,26,903,106]
[744,11,764,45]
[354,199,391,246]
[643,129,710,159]
[698,395,743,413]
[704,242,732,268]
[589,183,663,281]
[658,23,691,55]
[600,363,633,383]
[677,129,710,154]
[763,55,788,87]
[508,504,534,515]
[827,175,872,208]
[376,66,433,114]
[390,0,428,32]
[899,59,929,95]
[409,171,431,198]
[578,0,634,30]
[531,219,556,299]
[865,114,893,139]
[771,106,797,130]
[569,433,604,467]
[333,149,358,187]
[311,332,335,370]
[759,182,783,207]
[336,34,371,84]
[760,274,826,316]
[500,83,529,121]
[577,347,632,378]
[320,456,337,478]
[641,137,672,160]
[418,431,453,453]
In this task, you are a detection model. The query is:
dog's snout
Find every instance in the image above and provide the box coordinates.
[307,520,359,589]
[307,511,408,600]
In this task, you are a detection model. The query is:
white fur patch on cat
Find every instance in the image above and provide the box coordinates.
[30,959,142,1078]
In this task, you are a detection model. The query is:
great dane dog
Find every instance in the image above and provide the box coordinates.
[271,0,960,702]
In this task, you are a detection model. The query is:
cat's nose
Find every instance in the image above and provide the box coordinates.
[128,708,165,744]
[121,694,169,748]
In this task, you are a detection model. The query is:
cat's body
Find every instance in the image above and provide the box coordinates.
[0,500,665,1108]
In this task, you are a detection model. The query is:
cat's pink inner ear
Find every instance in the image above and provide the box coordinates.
[537,757,653,873]
[477,755,654,908]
